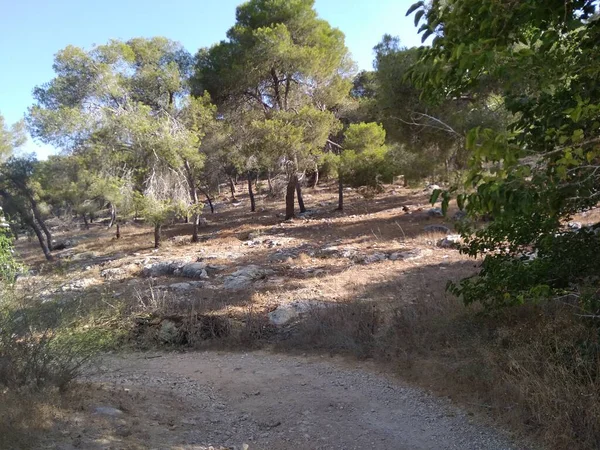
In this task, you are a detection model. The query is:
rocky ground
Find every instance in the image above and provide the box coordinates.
[11,182,561,449]
[48,351,521,450]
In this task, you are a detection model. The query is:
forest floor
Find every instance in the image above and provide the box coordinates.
[10,181,595,449]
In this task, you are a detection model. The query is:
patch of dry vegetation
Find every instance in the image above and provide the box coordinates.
[9,183,600,449]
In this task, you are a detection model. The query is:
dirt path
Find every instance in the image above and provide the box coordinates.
[58,351,526,450]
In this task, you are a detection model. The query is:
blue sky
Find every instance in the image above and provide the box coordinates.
[0,0,423,159]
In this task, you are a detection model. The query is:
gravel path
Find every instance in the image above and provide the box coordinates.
[75,351,527,450]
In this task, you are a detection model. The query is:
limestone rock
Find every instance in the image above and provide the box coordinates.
[437,235,462,249]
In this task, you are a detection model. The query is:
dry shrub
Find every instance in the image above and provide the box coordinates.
[0,390,62,449]
[131,284,231,348]
[380,295,600,450]
[234,306,277,348]
[132,313,231,347]
[0,301,104,392]
[278,301,381,358]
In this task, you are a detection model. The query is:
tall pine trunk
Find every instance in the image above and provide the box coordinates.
[228,176,236,199]
[267,170,273,194]
[29,197,52,250]
[154,223,162,249]
[108,203,117,228]
[184,160,202,243]
[296,182,306,213]
[337,177,344,211]
[116,223,121,239]
[312,162,319,188]
[285,174,297,220]
[0,188,52,260]
[198,187,214,213]
[248,171,256,212]
[30,218,53,261]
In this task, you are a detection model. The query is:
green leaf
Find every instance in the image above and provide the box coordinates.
[430,189,442,205]
[406,1,424,16]
[457,194,465,211]
[414,9,425,26]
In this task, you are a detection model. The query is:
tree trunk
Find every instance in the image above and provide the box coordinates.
[30,218,53,261]
[248,172,256,212]
[285,174,297,220]
[116,222,121,239]
[8,223,19,240]
[296,181,306,213]
[108,203,116,228]
[267,170,273,194]
[29,196,52,250]
[198,187,214,214]
[337,177,344,211]
[312,162,319,188]
[0,188,52,260]
[82,214,89,229]
[184,160,201,243]
[154,223,162,249]
[191,214,200,243]
[228,176,236,199]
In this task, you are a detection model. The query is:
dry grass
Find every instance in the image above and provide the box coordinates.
[0,389,66,449]
[11,182,600,449]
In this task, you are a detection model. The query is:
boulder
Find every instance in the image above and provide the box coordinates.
[268,301,325,326]
[268,305,300,326]
[142,261,177,277]
[223,265,274,290]
[181,262,209,279]
[169,282,192,291]
[437,235,462,249]
[427,208,444,217]
[359,253,388,264]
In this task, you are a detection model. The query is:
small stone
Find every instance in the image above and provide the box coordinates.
[92,406,123,417]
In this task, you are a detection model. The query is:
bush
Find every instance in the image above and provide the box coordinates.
[450,219,600,309]
[385,144,442,185]
[0,299,108,391]
[0,209,20,285]
[340,147,396,188]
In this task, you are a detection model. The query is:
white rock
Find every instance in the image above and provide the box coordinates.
[169,282,192,291]
[437,235,462,249]
[181,262,209,279]
[93,406,123,417]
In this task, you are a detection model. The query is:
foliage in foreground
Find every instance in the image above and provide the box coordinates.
[0,225,115,391]
[410,0,600,308]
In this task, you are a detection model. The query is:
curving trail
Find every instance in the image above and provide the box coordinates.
[69,351,526,450]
